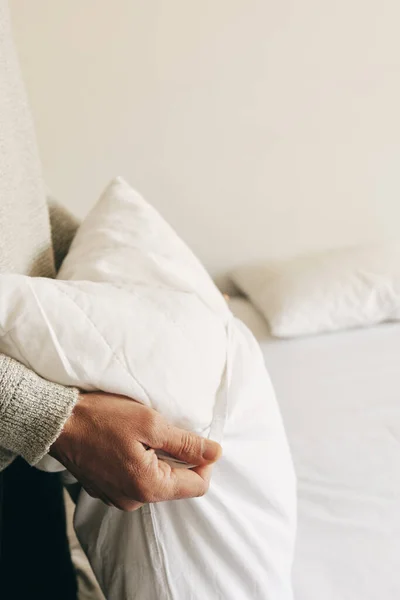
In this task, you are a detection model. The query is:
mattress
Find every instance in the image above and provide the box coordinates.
[230,297,400,600]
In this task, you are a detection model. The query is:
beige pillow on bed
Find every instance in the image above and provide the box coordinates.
[231,243,400,338]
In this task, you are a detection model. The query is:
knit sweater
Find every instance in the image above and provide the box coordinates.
[0,0,79,471]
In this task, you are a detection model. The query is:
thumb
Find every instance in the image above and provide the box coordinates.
[160,425,222,467]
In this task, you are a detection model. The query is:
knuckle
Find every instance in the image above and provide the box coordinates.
[141,409,164,444]
[195,482,208,498]
[125,467,151,503]
[136,480,156,504]
[114,498,137,512]
[137,490,153,503]
[180,432,201,459]
[113,498,128,511]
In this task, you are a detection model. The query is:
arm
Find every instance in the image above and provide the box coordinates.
[0,198,80,468]
[0,356,79,465]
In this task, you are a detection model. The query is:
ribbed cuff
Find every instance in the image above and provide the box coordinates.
[0,355,79,465]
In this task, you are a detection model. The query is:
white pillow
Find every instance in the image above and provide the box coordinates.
[232,243,400,338]
[0,178,296,600]
[0,178,228,435]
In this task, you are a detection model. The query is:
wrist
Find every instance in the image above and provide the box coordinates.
[49,391,85,462]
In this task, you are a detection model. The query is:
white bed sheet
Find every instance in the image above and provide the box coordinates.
[230,297,400,600]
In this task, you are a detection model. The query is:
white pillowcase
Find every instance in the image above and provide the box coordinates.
[232,243,400,338]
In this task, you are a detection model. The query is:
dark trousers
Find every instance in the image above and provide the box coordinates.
[0,457,78,600]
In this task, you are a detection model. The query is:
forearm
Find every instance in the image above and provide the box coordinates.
[0,354,79,468]
[0,198,80,470]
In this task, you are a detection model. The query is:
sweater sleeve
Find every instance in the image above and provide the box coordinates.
[0,356,79,465]
[47,195,80,272]
[0,199,81,470]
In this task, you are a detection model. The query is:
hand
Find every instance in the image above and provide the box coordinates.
[50,392,222,511]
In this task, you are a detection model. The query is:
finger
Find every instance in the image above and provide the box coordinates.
[191,463,214,485]
[82,482,114,507]
[83,484,100,499]
[168,464,212,500]
[146,460,212,502]
[158,424,222,467]
[113,497,145,512]
[84,483,141,511]
[124,445,215,503]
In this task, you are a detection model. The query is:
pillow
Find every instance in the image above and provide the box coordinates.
[231,243,400,338]
[0,178,296,600]
[0,178,228,435]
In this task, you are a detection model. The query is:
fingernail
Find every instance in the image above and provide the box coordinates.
[202,440,222,462]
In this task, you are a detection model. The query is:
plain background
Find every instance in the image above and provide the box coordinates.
[10,0,400,284]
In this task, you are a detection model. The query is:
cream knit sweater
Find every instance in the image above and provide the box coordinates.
[0,0,79,470]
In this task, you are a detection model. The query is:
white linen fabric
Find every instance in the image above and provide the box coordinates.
[0,178,296,600]
[232,243,400,338]
[230,296,400,600]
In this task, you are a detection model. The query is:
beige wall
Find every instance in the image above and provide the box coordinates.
[10,0,400,281]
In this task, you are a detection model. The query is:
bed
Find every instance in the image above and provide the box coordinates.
[230,296,400,600]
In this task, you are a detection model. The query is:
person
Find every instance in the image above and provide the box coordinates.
[0,2,221,598]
